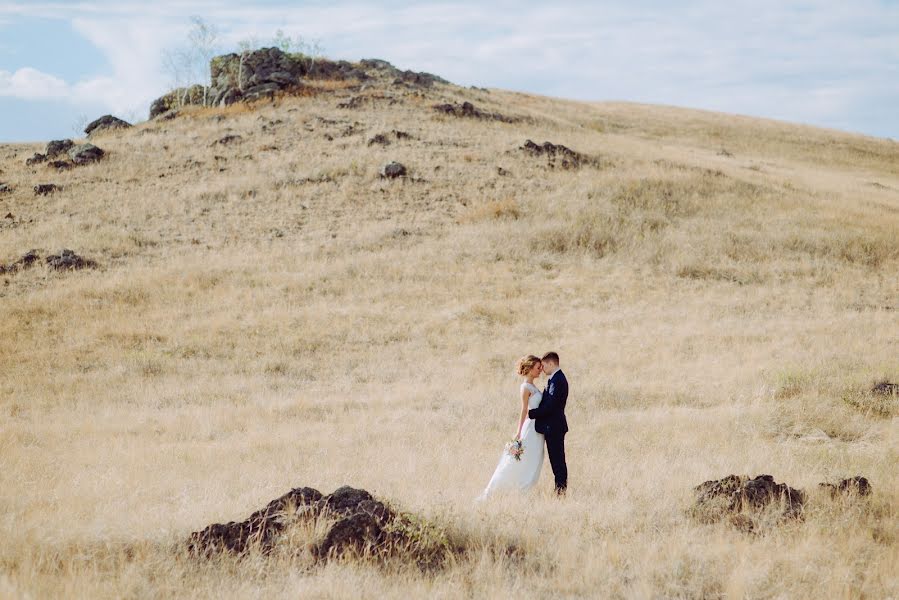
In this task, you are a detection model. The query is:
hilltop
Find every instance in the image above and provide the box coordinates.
[0,52,897,598]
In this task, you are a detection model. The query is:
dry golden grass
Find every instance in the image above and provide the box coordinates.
[1,79,897,598]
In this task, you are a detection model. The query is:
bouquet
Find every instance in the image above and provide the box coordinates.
[505,438,524,461]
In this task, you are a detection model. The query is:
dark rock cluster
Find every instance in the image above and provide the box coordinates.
[0,249,97,274]
[691,474,872,532]
[871,381,898,395]
[188,485,457,568]
[520,139,591,169]
[46,139,74,158]
[367,130,412,146]
[432,101,518,123]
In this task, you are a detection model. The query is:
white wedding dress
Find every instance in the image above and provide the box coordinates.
[478,382,545,500]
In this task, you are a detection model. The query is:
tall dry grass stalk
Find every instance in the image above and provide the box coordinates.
[1,80,897,598]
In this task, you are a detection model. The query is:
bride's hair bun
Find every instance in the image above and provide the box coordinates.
[517,355,541,376]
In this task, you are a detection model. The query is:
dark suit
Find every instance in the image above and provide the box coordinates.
[528,369,569,493]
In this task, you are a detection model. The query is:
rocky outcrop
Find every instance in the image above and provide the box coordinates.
[691,474,872,532]
[520,140,592,169]
[45,249,97,271]
[0,249,97,274]
[69,144,104,165]
[188,485,459,568]
[46,139,74,158]
[433,101,518,123]
[84,115,131,137]
[149,49,448,117]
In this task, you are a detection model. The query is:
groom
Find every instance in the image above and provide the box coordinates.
[528,352,568,495]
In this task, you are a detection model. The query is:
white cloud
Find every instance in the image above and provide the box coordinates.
[0,67,69,99]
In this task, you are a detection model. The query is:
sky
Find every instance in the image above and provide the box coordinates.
[1,0,898,142]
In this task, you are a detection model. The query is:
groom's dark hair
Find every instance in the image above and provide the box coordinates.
[541,352,559,364]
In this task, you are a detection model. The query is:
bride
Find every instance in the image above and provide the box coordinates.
[478,355,546,499]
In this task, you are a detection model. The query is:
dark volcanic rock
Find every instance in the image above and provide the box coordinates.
[26,153,47,166]
[33,184,60,195]
[85,115,131,137]
[820,477,872,498]
[48,160,73,171]
[45,249,97,271]
[871,381,898,395]
[521,139,591,169]
[380,161,407,179]
[433,101,517,123]
[0,250,40,275]
[692,474,805,530]
[46,139,74,158]
[187,484,453,568]
[314,512,383,558]
[69,144,105,165]
[211,134,243,147]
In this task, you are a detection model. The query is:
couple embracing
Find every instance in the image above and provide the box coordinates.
[478,352,569,500]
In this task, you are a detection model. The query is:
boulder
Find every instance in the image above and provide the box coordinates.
[45,249,96,271]
[48,160,73,171]
[25,153,47,166]
[0,250,40,275]
[871,381,898,395]
[380,161,407,179]
[69,144,104,165]
[819,476,872,498]
[84,115,131,137]
[691,474,805,530]
[33,184,60,196]
[46,139,74,158]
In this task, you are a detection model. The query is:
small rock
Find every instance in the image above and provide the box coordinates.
[46,139,74,158]
[368,133,391,146]
[0,250,41,274]
[48,160,73,171]
[871,381,898,395]
[211,135,243,147]
[84,115,131,137]
[380,161,407,179]
[819,477,872,498]
[0,183,11,194]
[69,144,105,165]
[45,249,96,271]
[33,184,60,196]
[4,212,13,219]
[25,153,47,166]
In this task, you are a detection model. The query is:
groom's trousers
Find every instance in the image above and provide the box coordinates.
[545,433,568,494]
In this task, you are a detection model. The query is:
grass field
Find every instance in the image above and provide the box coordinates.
[1,76,897,598]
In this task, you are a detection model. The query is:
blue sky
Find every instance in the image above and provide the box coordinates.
[1,0,897,142]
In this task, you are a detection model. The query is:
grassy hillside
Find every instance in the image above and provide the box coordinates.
[1,74,897,598]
